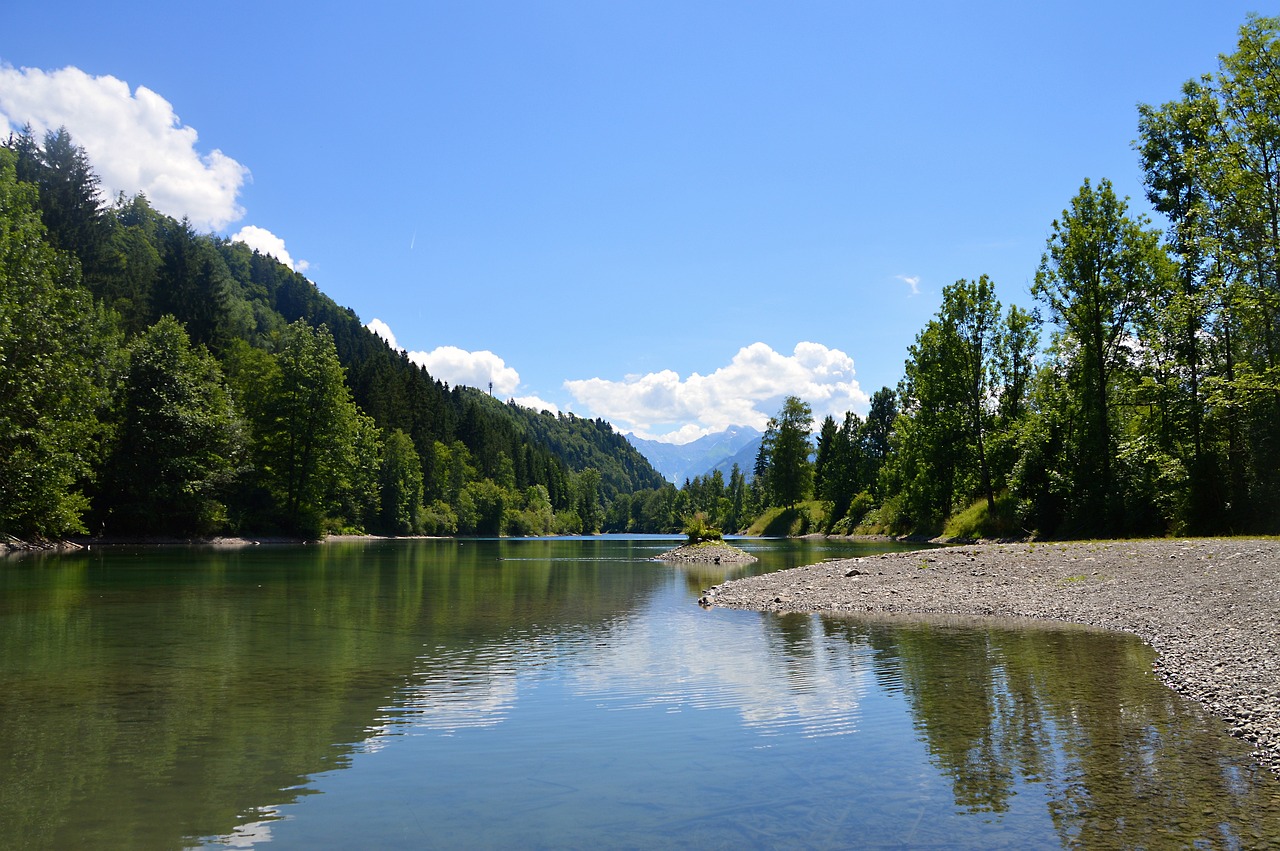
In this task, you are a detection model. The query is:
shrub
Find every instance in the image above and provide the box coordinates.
[683,511,723,544]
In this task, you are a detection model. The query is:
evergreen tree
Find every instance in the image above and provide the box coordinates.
[860,387,898,495]
[813,415,840,502]
[765,396,814,509]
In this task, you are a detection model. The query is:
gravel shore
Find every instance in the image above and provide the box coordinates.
[655,541,758,564]
[704,538,1280,774]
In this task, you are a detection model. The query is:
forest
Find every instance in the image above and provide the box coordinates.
[3,14,1279,543]
[0,127,666,541]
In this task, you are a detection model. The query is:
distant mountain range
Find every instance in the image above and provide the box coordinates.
[625,426,763,483]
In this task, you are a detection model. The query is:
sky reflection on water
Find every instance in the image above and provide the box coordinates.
[2,538,1278,849]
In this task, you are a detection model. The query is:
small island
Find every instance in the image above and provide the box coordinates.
[655,540,757,564]
[655,512,757,564]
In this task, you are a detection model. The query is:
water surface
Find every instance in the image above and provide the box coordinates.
[2,537,1278,849]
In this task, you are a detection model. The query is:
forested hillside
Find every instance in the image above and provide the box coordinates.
[0,131,664,540]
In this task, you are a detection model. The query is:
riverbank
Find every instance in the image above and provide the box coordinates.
[0,533,438,554]
[703,538,1280,774]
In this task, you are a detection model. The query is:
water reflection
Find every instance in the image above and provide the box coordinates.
[825,615,1280,847]
[1,539,1277,850]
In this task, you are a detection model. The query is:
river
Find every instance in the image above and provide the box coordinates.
[2,536,1277,849]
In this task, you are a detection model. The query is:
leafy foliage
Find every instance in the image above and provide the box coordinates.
[0,148,115,538]
[101,316,244,534]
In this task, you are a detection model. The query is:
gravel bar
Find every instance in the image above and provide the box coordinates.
[704,538,1280,774]
[655,542,758,564]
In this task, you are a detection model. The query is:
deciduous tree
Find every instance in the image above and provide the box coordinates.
[0,148,116,538]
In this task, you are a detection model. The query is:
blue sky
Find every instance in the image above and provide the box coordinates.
[1,1,1265,442]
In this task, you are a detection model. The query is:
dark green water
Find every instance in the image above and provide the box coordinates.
[2,536,1278,849]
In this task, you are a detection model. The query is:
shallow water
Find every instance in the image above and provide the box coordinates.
[2,537,1278,849]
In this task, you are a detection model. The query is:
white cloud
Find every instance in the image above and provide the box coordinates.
[0,65,248,230]
[364,318,522,397]
[366,318,399,350]
[512,395,560,415]
[565,342,870,444]
[408,346,520,396]
[896,274,921,296]
[231,225,308,272]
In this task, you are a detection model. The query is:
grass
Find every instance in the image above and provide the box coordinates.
[745,501,827,537]
[942,493,1020,540]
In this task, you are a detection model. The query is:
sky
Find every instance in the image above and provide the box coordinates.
[0,1,1267,443]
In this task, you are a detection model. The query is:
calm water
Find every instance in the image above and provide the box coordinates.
[2,536,1279,850]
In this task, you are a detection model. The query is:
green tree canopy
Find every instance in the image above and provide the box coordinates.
[764,396,814,509]
[1032,178,1169,532]
[103,316,245,534]
[0,148,116,538]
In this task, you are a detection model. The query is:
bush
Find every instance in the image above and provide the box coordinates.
[420,500,458,536]
[683,511,723,544]
[829,493,877,536]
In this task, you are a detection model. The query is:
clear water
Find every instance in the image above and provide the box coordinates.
[2,536,1278,849]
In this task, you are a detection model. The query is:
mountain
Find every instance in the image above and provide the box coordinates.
[707,434,764,482]
[626,426,762,483]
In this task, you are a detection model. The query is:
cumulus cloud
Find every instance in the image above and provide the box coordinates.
[365,318,523,397]
[0,65,248,230]
[231,225,308,272]
[896,274,921,296]
[409,346,521,396]
[565,342,870,444]
[366,318,400,350]
[512,395,560,415]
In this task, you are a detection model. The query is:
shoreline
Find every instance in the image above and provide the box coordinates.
[703,538,1280,775]
[0,533,442,554]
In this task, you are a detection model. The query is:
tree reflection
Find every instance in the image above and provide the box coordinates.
[3,542,1278,850]
[825,616,1280,847]
[0,539,663,849]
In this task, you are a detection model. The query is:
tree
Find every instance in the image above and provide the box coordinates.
[0,148,116,538]
[1136,15,1280,530]
[250,321,366,536]
[828,411,867,527]
[5,126,106,269]
[860,387,898,495]
[156,219,232,348]
[102,316,245,534]
[813,415,841,502]
[947,276,1003,512]
[893,314,968,530]
[726,463,747,532]
[996,305,1038,424]
[575,467,603,533]
[765,396,814,509]
[379,428,424,535]
[1032,178,1168,531]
